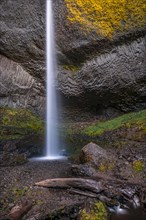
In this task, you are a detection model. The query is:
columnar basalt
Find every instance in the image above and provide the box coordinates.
[0,0,145,115]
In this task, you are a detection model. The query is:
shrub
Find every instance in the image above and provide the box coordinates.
[80,201,108,220]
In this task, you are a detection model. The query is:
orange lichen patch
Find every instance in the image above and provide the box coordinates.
[65,0,146,38]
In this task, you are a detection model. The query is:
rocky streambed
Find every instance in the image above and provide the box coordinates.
[0,108,146,219]
[0,141,146,220]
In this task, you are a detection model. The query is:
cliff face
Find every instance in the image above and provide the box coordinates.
[0,0,46,115]
[57,36,146,111]
[0,0,146,115]
[54,0,146,112]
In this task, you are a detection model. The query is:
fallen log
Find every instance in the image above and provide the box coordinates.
[35,178,103,193]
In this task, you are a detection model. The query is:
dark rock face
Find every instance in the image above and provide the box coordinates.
[54,0,146,112]
[0,0,146,114]
[0,135,44,166]
[0,0,46,115]
[0,0,45,79]
[0,55,45,114]
[57,36,146,112]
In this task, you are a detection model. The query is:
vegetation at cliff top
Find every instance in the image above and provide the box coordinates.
[65,0,146,38]
[84,109,146,136]
[0,107,44,140]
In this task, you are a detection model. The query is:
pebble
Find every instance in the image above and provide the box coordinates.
[9,203,14,208]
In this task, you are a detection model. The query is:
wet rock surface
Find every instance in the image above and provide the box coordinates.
[0,135,44,166]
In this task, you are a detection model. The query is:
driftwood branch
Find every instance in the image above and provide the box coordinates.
[35,178,103,193]
[68,188,98,198]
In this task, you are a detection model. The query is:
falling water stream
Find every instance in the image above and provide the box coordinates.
[43,0,66,160]
[32,0,66,160]
[45,0,60,159]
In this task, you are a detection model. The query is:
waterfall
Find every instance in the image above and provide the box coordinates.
[31,0,66,161]
[45,0,61,159]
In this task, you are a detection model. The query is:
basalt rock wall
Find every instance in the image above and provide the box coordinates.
[0,0,146,115]
[0,0,46,116]
[57,36,146,112]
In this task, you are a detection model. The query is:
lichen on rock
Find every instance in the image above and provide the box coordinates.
[65,0,146,38]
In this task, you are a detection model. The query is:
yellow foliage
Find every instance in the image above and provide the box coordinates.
[99,163,106,172]
[99,162,114,172]
[133,160,145,172]
[80,201,107,220]
[65,0,146,38]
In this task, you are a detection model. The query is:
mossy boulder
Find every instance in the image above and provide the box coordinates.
[0,107,44,140]
[0,107,45,162]
[71,142,114,177]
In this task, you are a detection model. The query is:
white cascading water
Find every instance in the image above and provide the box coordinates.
[45,0,62,159]
[31,0,65,161]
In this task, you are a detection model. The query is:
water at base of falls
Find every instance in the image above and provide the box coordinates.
[30,156,67,161]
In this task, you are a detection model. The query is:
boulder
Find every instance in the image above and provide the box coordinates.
[79,142,108,166]
[71,164,96,177]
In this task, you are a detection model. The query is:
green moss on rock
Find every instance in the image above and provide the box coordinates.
[80,201,108,220]
[84,109,146,136]
[62,109,146,155]
[62,64,81,72]
[0,107,44,140]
